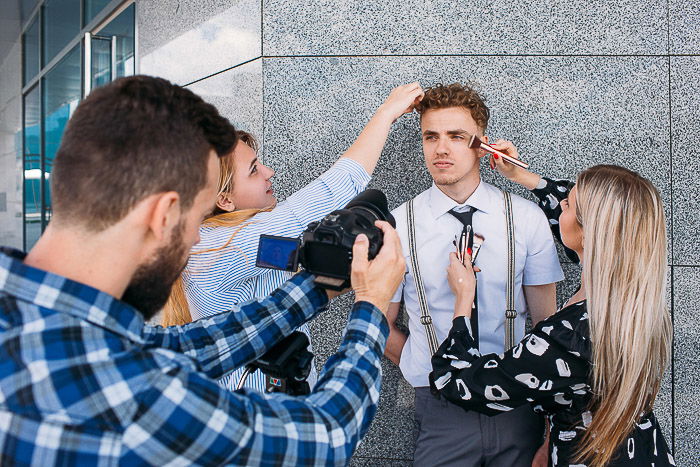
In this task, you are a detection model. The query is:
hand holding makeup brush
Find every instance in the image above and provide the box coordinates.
[488,139,542,190]
[447,251,478,318]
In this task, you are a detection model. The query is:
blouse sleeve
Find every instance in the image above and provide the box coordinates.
[429,313,589,416]
[530,177,579,263]
[187,158,371,291]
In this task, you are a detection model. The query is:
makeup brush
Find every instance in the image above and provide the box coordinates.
[468,135,529,169]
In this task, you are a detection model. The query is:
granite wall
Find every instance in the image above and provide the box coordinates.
[138,0,699,464]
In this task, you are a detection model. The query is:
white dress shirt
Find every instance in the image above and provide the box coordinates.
[391,180,564,388]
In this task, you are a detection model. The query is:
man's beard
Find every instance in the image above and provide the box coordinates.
[121,222,189,321]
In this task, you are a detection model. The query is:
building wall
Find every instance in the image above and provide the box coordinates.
[136,0,695,464]
[0,21,23,250]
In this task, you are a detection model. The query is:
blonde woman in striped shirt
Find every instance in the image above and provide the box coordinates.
[163,83,424,392]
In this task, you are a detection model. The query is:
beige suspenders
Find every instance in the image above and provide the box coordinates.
[406,190,517,354]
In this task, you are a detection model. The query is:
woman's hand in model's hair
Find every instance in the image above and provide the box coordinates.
[447,252,478,319]
[377,82,425,123]
[341,82,424,175]
[489,139,541,190]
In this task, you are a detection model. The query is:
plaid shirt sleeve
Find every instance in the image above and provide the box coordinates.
[124,301,389,465]
[141,272,328,380]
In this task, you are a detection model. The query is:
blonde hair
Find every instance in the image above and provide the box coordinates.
[161,131,269,327]
[574,165,672,466]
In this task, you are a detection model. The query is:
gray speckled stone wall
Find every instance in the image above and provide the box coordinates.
[136,0,698,462]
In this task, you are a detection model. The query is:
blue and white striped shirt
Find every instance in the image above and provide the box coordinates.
[184,157,371,391]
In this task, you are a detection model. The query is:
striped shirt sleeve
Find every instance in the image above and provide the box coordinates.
[186,157,371,301]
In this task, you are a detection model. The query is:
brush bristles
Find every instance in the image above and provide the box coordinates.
[468,134,482,148]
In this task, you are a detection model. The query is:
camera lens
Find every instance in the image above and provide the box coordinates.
[344,189,396,227]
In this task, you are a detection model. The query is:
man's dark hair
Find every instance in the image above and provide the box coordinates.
[414,83,490,132]
[51,75,238,231]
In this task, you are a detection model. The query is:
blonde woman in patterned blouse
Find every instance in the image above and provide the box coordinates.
[430,143,673,467]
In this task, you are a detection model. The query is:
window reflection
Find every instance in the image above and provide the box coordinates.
[91,4,135,90]
[43,45,81,227]
[23,16,40,85]
[21,1,135,249]
[43,0,79,66]
[21,0,39,22]
[83,0,112,25]
[23,86,41,250]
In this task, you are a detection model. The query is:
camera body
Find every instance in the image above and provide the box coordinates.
[256,189,396,290]
[250,331,313,395]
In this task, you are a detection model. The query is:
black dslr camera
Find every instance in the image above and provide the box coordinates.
[255,189,396,290]
[239,332,314,395]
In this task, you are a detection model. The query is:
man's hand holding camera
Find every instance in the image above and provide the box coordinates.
[351,221,406,315]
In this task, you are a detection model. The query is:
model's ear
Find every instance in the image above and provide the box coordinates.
[477,134,490,159]
[147,191,181,242]
[216,191,236,212]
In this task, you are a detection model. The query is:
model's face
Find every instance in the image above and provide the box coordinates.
[121,151,220,319]
[559,185,584,253]
[228,141,276,210]
[421,107,486,187]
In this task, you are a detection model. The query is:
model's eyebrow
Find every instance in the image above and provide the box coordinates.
[248,157,258,171]
[422,129,471,136]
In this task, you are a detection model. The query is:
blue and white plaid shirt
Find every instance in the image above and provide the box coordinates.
[0,247,389,465]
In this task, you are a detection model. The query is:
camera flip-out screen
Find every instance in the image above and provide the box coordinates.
[256,235,300,272]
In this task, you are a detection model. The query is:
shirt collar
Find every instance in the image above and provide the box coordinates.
[0,247,145,343]
[427,179,496,219]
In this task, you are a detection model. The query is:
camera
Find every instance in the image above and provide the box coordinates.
[238,331,314,395]
[255,189,396,290]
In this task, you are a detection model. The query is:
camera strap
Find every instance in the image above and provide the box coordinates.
[502,190,517,350]
[406,198,440,356]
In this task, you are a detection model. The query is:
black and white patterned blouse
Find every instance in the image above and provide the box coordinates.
[531,177,580,263]
[429,177,675,466]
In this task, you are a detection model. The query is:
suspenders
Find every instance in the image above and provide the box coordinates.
[407,190,517,354]
[407,198,441,355]
[502,191,517,349]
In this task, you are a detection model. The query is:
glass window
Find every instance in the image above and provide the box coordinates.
[43,0,80,66]
[23,86,42,250]
[91,36,112,89]
[43,45,81,227]
[91,3,135,90]
[23,16,40,86]
[83,0,112,26]
[21,0,39,22]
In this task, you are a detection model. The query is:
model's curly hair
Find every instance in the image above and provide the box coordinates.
[415,83,490,132]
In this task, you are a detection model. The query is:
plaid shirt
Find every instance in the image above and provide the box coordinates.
[0,247,389,466]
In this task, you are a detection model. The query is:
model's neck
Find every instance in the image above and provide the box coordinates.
[24,223,138,299]
[435,172,481,205]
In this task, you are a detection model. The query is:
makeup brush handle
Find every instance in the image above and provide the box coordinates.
[480,143,530,169]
